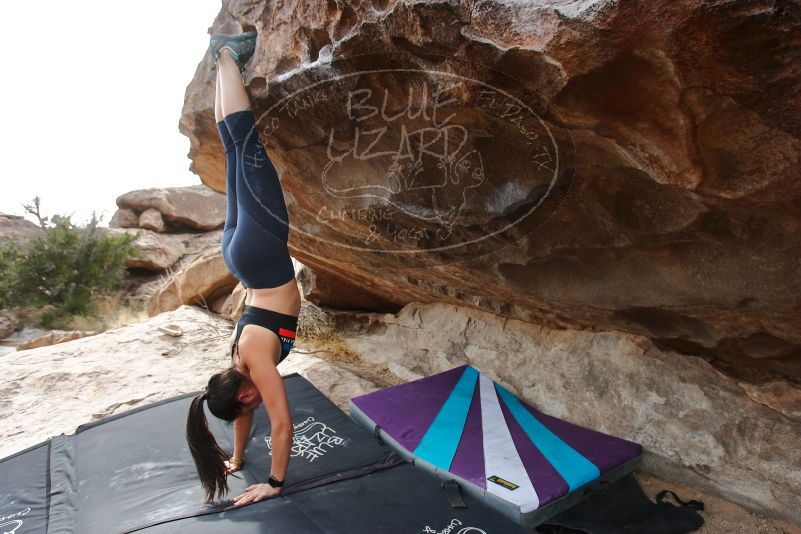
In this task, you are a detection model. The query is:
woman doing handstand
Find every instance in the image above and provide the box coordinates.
[185,31,300,508]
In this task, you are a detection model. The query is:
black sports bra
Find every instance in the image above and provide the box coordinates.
[231,305,298,365]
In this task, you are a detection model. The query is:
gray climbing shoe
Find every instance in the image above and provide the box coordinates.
[209,31,257,70]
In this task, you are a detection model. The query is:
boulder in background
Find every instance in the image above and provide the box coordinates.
[138,208,165,233]
[116,184,226,231]
[109,208,139,229]
[15,329,96,351]
[148,249,237,316]
[0,313,17,341]
[297,264,402,312]
[218,283,247,322]
[105,228,184,271]
[0,213,43,243]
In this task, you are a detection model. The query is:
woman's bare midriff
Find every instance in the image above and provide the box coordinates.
[246,276,302,316]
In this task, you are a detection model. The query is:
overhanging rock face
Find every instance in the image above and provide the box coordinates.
[181,2,801,389]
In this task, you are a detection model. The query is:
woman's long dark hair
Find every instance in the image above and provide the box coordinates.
[186,367,247,503]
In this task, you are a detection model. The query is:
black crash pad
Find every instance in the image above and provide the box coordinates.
[1,372,402,533]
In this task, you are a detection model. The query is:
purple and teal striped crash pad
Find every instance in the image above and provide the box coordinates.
[348,364,643,528]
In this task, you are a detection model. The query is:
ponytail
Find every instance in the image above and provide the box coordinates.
[186,392,230,503]
[185,368,247,503]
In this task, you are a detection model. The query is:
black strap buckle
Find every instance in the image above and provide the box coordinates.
[582,479,611,498]
[656,489,705,511]
[442,479,466,508]
[373,425,384,444]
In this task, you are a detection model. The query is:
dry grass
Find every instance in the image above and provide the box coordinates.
[8,292,147,333]
[295,301,365,365]
[63,293,147,332]
[293,300,406,388]
[297,300,336,340]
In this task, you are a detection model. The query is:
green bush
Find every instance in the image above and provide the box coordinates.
[0,197,140,327]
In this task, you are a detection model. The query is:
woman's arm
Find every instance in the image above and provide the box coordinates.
[233,410,254,461]
[240,332,293,483]
[267,412,292,482]
[230,287,255,448]
[252,364,293,482]
[231,333,292,506]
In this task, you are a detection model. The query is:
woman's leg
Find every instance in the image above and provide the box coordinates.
[215,66,225,123]
[217,48,294,288]
[217,66,240,276]
[218,48,251,117]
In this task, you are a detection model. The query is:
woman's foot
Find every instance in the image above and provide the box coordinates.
[209,31,257,70]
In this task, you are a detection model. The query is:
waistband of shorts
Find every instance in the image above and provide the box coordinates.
[240,305,299,328]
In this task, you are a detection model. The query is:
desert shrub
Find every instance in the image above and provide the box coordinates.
[0,197,139,327]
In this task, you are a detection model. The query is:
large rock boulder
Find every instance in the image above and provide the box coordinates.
[115,229,226,310]
[297,264,403,312]
[148,250,238,316]
[181,0,801,390]
[0,313,17,341]
[109,208,139,229]
[106,228,223,272]
[15,330,96,351]
[216,282,247,322]
[106,228,185,270]
[116,184,226,231]
[0,213,43,243]
[180,1,801,521]
[138,208,165,233]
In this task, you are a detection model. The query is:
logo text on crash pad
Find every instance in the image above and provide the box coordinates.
[487,474,519,490]
[264,416,344,462]
[421,518,488,534]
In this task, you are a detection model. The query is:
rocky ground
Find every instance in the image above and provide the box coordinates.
[1,303,799,533]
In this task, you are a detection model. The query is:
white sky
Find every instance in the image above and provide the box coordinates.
[0,0,221,226]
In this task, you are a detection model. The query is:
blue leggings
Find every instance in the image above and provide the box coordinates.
[216,110,294,289]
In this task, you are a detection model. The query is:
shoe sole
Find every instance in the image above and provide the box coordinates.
[209,31,257,69]
[210,31,257,44]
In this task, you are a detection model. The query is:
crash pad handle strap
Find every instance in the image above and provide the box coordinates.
[373,424,384,444]
[656,489,705,511]
[442,479,466,508]
[581,479,611,498]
